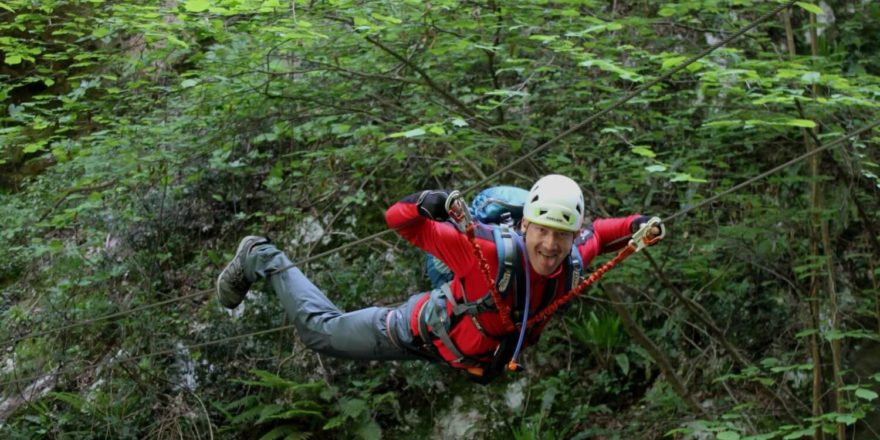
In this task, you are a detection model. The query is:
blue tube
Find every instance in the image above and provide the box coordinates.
[510,233,530,367]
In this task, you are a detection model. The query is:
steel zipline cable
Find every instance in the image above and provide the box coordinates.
[0,0,827,349]
[3,120,876,390]
[0,325,297,388]
[661,120,880,224]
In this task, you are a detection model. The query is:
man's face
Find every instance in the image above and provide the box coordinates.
[521,220,576,276]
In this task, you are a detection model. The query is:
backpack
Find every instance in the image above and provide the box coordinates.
[426,186,528,288]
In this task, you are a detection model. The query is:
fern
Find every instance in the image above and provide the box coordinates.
[259,425,312,440]
[50,392,86,412]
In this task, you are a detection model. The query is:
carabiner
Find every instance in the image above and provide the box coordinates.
[630,216,665,252]
[445,190,473,233]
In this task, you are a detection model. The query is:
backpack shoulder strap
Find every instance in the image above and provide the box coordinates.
[493,224,517,293]
[565,245,584,292]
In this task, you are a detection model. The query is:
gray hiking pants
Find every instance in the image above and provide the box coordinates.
[245,242,424,361]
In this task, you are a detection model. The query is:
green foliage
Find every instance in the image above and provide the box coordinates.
[1,0,879,438]
[215,370,399,439]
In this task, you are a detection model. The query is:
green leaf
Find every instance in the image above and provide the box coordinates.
[428,126,445,135]
[782,119,816,128]
[323,415,345,430]
[782,428,814,439]
[259,425,303,440]
[167,35,189,48]
[340,398,366,418]
[185,0,210,12]
[92,27,111,38]
[615,353,630,375]
[645,164,667,173]
[855,388,878,401]
[0,2,15,13]
[717,432,741,440]
[835,414,858,424]
[371,12,402,24]
[795,2,824,15]
[671,173,707,183]
[5,54,22,65]
[795,329,818,338]
[661,56,687,71]
[631,146,656,158]
[355,420,382,440]
[23,140,48,153]
[181,79,200,88]
[388,128,425,138]
[801,71,821,84]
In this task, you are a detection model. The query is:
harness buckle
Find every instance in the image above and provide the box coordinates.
[630,216,666,252]
[445,190,473,233]
[467,367,485,377]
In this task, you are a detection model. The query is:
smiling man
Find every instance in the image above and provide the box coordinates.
[216,175,663,381]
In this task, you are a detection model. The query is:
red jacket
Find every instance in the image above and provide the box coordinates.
[385,195,639,368]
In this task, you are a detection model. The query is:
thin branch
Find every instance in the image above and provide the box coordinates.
[38,180,116,222]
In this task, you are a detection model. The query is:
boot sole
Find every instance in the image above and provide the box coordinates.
[216,236,267,309]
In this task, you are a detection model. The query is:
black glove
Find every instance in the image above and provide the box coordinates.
[631,216,652,233]
[416,190,451,221]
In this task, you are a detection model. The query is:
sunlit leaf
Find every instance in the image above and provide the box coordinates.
[389,128,425,138]
[782,119,816,128]
[795,2,824,15]
[855,388,878,401]
[185,0,210,12]
[631,146,656,158]
[717,432,741,440]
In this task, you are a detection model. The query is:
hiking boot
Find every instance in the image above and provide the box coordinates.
[216,235,269,309]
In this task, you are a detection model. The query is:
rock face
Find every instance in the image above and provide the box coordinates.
[0,371,57,422]
[433,395,487,439]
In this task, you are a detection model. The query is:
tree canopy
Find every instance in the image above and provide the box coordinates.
[1,0,879,438]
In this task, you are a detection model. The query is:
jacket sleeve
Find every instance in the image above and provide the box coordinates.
[384,192,478,275]
[576,215,641,265]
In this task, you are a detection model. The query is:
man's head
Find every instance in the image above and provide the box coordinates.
[520,175,584,276]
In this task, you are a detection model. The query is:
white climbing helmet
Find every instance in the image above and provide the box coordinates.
[523,174,585,232]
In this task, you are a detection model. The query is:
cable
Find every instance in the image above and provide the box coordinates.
[0,325,297,389]
[267,0,800,277]
[661,120,880,223]
[474,0,799,189]
[5,120,875,392]
[1,229,391,347]
[0,0,803,350]
[599,120,880,248]
[3,290,209,347]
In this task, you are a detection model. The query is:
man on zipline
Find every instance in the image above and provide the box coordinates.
[216,174,664,380]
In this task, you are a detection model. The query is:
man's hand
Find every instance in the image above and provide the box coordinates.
[416,190,451,221]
